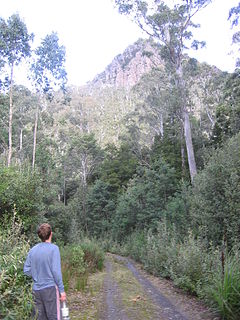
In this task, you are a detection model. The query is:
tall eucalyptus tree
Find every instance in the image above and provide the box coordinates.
[114,0,211,182]
[30,32,67,169]
[65,133,103,231]
[0,14,33,166]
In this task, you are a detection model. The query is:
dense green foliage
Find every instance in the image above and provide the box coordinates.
[0,166,42,225]
[61,240,104,292]
[113,158,178,240]
[0,214,32,319]
[119,223,220,294]
[190,133,240,246]
[209,250,240,320]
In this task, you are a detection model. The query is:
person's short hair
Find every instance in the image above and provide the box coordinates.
[37,223,52,242]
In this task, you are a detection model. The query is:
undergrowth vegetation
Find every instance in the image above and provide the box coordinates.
[0,213,32,320]
[61,239,104,292]
[208,249,240,320]
[114,222,240,320]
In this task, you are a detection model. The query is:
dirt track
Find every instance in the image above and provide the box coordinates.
[68,253,220,320]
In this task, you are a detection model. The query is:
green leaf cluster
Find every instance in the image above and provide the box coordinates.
[0,166,42,228]
[0,213,33,319]
[0,14,33,67]
[190,133,240,246]
[113,158,178,240]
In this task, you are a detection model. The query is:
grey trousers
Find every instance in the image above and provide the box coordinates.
[32,286,61,320]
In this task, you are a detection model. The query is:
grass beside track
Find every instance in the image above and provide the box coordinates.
[67,271,106,320]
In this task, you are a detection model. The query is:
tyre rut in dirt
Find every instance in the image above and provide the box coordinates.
[101,259,129,320]
[116,255,188,320]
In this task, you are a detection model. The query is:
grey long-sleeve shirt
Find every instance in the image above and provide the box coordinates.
[23,242,64,293]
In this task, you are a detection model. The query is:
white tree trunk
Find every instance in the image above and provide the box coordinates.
[18,128,23,166]
[63,177,67,206]
[183,109,197,181]
[164,23,197,182]
[160,113,164,138]
[181,128,186,175]
[7,64,14,167]
[81,157,88,187]
[32,108,38,169]
[20,128,23,151]
[177,64,197,182]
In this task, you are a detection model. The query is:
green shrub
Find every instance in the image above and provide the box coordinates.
[208,249,240,320]
[97,234,122,254]
[116,221,240,319]
[169,231,211,294]
[0,166,42,231]
[61,245,86,291]
[190,133,240,247]
[61,240,104,292]
[0,213,33,319]
[122,230,147,262]
[80,239,104,272]
[142,222,178,278]
[113,159,178,241]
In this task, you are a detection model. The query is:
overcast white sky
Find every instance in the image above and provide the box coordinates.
[0,0,239,86]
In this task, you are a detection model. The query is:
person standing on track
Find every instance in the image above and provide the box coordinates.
[24,223,66,319]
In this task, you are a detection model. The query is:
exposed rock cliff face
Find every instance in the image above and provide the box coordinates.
[92,38,163,89]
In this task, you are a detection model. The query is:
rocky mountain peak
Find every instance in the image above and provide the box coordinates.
[91,38,163,89]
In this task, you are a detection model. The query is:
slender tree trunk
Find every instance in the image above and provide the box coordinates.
[205,106,214,127]
[180,127,186,177]
[63,177,67,206]
[160,113,164,138]
[183,109,197,181]
[18,128,23,166]
[165,23,197,182]
[176,63,197,182]
[81,157,88,232]
[20,128,23,151]
[32,107,38,169]
[7,63,14,167]
[82,157,88,187]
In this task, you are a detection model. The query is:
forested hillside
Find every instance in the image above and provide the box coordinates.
[0,1,240,319]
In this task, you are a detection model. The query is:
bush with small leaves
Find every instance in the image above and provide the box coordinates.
[0,213,33,319]
[61,239,104,292]
[142,223,176,278]
[80,239,104,272]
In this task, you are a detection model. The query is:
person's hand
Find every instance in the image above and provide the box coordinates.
[60,291,66,302]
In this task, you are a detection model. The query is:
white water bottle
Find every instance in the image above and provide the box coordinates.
[61,300,70,320]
